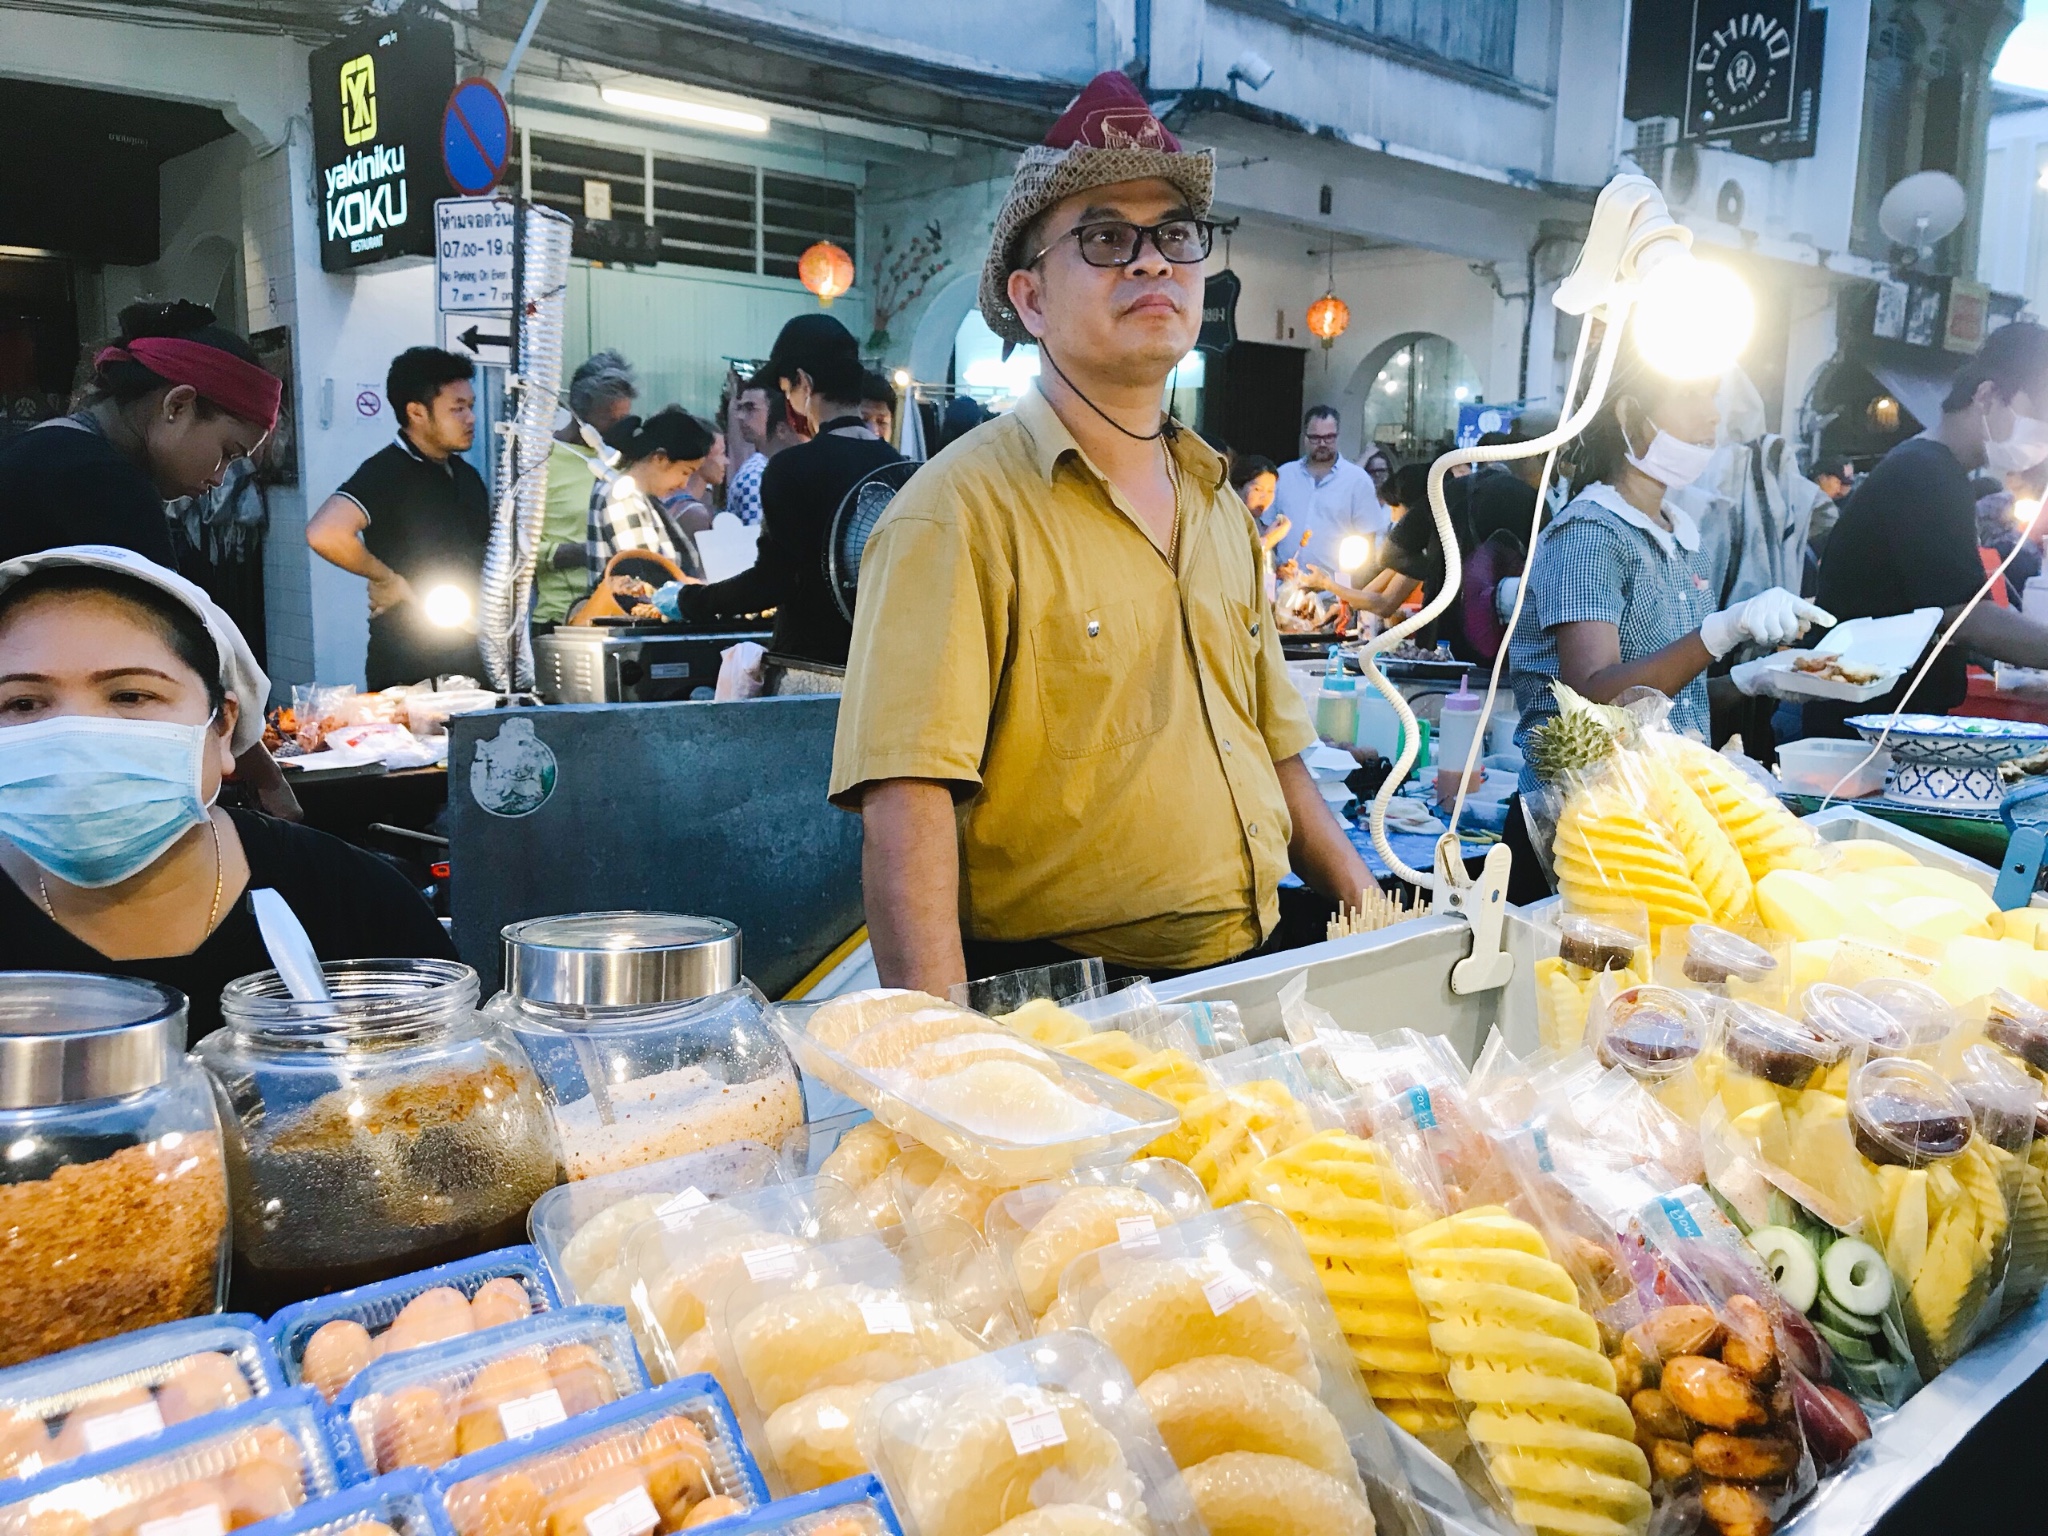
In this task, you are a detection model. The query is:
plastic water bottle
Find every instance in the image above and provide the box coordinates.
[1315,646,1358,747]
[1435,676,1486,803]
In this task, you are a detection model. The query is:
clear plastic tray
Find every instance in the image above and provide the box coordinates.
[0,1315,284,1480]
[859,1331,1202,1536]
[334,1307,652,1476]
[983,1161,1211,1321]
[271,1247,560,1402]
[430,1376,767,1536]
[530,1144,788,1306]
[773,1007,1179,1185]
[0,1388,352,1536]
[240,1467,456,1536]
[706,1475,902,1536]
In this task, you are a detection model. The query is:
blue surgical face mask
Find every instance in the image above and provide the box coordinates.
[0,715,217,889]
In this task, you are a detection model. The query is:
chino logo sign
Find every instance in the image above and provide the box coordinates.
[1684,0,1800,138]
[311,19,455,271]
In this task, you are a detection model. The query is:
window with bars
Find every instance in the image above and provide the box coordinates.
[1239,0,1517,77]
[510,131,857,278]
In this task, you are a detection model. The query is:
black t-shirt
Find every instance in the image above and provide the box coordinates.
[674,428,902,666]
[0,419,177,568]
[1464,464,1539,547]
[0,808,456,1044]
[1812,437,1985,728]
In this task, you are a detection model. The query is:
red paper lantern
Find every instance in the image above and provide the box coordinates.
[799,241,855,307]
[1306,292,1350,350]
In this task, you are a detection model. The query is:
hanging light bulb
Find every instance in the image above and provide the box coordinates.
[1338,534,1371,572]
[1630,252,1754,378]
[798,242,855,306]
[423,584,473,628]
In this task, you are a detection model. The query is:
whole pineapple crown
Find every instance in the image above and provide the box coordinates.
[1526,682,1630,784]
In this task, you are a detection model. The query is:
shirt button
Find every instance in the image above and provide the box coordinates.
[1250,620,1260,636]
[1248,822,1259,836]
[1222,739,1233,754]
[1086,619,1100,638]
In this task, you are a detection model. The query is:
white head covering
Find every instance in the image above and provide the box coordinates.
[0,544,272,756]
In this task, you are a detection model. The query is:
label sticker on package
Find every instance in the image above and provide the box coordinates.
[498,1388,568,1437]
[1115,1215,1160,1248]
[1405,1086,1436,1129]
[81,1399,166,1452]
[1659,1195,1703,1240]
[139,1506,227,1536]
[657,1187,710,1224]
[1202,1269,1257,1316]
[1005,1392,1067,1456]
[580,1484,660,1536]
[741,1243,801,1281]
[859,1299,915,1335]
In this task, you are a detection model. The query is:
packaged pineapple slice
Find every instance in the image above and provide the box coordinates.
[1654,732,1821,883]
[1949,1045,2046,1320]
[1531,911,1652,1054]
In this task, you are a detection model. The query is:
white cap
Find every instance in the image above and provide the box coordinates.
[0,544,272,757]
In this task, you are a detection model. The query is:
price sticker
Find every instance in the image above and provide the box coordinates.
[1005,1392,1067,1456]
[580,1484,660,1536]
[498,1388,568,1438]
[1202,1269,1257,1316]
[657,1187,711,1225]
[1405,1085,1437,1129]
[741,1244,801,1281]
[139,1507,227,1536]
[1115,1215,1160,1248]
[859,1299,915,1335]
[81,1400,166,1453]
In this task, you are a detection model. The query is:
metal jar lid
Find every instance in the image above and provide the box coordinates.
[503,912,742,1010]
[0,972,186,1109]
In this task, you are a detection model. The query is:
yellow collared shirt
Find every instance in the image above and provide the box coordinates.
[828,385,1318,971]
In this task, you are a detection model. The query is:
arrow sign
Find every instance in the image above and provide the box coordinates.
[460,324,512,351]
[442,77,511,196]
[442,308,512,368]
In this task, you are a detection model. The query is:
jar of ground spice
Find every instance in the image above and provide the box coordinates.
[0,973,229,1367]
[193,958,561,1314]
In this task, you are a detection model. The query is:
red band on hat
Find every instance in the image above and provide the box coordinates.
[1043,70,1180,153]
[95,338,282,434]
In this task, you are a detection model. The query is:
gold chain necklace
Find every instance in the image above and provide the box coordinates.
[38,814,225,940]
[1164,442,1185,569]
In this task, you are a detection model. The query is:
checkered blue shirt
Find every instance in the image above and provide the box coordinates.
[1509,484,1721,794]
[726,451,766,526]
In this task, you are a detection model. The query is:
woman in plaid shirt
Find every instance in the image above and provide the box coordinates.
[588,409,715,584]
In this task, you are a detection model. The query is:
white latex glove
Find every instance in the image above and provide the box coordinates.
[1700,587,1835,660]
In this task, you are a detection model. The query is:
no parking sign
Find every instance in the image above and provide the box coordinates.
[442,77,511,196]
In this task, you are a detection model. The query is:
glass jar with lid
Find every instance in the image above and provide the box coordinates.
[192,958,560,1314]
[487,913,804,1181]
[0,973,228,1367]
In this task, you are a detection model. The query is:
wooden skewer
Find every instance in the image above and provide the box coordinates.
[1327,884,1431,940]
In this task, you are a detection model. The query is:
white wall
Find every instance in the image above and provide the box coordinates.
[1981,100,2048,305]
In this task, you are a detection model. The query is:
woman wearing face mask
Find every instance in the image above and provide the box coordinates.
[1506,345,1829,806]
[0,546,455,1042]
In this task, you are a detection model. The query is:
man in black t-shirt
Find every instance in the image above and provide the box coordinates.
[307,348,491,689]
[674,315,900,667]
[1809,322,2048,736]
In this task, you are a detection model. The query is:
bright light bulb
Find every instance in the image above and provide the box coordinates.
[2017,497,2043,529]
[1454,386,1470,401]
[599,86,769,133]
[423,584,472,627]
[1393,351,1411,366]
[1631,253,1755,379]
[1382,379,1399,394]
[891,368,911,388]
[1338,535,1371,572]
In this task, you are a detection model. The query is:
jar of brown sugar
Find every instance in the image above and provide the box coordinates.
[0,972,229,1367]
[193,958,561,1314]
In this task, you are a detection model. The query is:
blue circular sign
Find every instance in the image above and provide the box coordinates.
[442,77,511,196]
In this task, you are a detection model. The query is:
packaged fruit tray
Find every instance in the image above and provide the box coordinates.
[241,1466,456,1536]
[709,1476,902,1536]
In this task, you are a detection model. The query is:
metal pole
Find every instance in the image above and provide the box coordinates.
[496,0,554,94]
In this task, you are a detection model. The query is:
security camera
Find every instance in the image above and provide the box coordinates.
[1227,51,1275,94]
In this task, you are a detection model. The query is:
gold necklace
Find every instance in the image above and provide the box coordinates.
[38,814,225,940]
[1164,442,1185,569]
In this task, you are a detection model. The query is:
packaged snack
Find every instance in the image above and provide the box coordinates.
[0,1389,349,1536]
[1584,982,1717,1126]
[1054,1205,1412,1536]
[774,1005,1178,1185]
[433,1377,767,1536]
[336,1308,651,1475]
[1657,925,1793,1016]
[1851,979,1957,1057]
[701,1475,901,1536]
[274,1251,558,1404]
[1145,1044,1330,1207]
[1949,1046,2044,1321]
[1654,734,1820,886]
[860,1332,1201,1536]
[1533,910,1650,1054]
[1801,986,1925,1081]
[0,1316,282,1481]
[241,1466,455,1536]
[948,962,1107,1023]
[983,1161,1209,1322]
[616,1178,874,1387]
[707,1237,999,1494]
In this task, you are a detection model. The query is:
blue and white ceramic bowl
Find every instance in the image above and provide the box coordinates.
[1847,713,2048,809]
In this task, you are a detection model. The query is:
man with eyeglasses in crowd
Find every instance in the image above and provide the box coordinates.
[1271,404,1385,580]
[829,71,1371,990]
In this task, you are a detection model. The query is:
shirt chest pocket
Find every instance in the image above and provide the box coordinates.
[1031,599,1175,759]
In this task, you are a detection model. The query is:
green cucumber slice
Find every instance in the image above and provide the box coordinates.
[1821,1238,1893,1317]
[1749,1224,1821,1312]
[1815,1319,1877,1362]
[1816,1291,1882,1337]
[1880,1305,1914,1361]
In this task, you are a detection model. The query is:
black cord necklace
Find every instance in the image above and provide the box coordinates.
[1039,346,1180,442]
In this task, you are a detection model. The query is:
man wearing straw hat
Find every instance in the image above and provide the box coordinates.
[830,71,1370,990]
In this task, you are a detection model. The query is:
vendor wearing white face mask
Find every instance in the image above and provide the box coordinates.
[1507,347,1831,800]
[1809,320,2048,736]
[0,546,453,1041]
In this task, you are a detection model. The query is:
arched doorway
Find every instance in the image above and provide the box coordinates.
[907,269,981,386]
[1343,331,1484,460]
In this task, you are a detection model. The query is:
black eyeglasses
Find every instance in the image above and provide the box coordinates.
[1027,218,1216,269]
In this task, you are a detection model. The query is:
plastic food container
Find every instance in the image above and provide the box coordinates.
[335,1307,649,1476]
[431,1376,767,1536]
[1776,737,1890,798]
[0,1389,351,1536]
[0,1315,282,1481]
[1847,1058,1975,1168]
[272,1246,560,1403]
[0,973,228,1369]
[775,999,1180,1185]
[193,960,560,1314]
[489,915,803,1183]
[1667,924,1787,1000]
[1587,984,1713,1086]
[1953,1045,2041,1155]
[707,1475,901,1536]
[240,1466,456,1536]
[861,1332,1202,1536]
[1803,983,1920,1063]
[1983,989,2048,1071]
[984,1160,1211,1321]
[1718,998,1844,1092]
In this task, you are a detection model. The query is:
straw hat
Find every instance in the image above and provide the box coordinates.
[979,71,1214,347]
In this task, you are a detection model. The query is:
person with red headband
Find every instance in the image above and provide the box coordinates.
[0,301,279,570]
